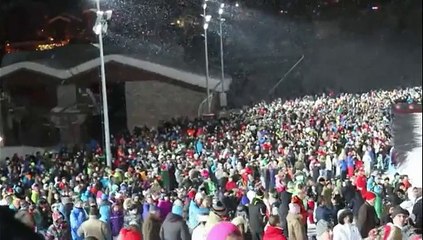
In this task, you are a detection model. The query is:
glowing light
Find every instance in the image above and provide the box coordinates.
[205,15,212,22]
[371,6,379,10]
[218,8,224,15]
[235,2,239,7]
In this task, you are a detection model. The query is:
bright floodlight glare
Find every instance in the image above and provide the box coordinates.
[220,3,225,8]
[93,24,102,35]
[0,136,3,142]
[235,2,239,7]
[203,3,207,9]
[205,15,212,22]
[203,23,209,30]
[105,10,113,20]
[218,8,224,15]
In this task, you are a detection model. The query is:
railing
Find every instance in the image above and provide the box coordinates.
[197,82,222,117]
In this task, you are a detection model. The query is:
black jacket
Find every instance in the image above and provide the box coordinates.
[159,213,191,240]
[278,191,292,231]
[248,199,267,233]
[356,202,380,238]
[413,198,422,233]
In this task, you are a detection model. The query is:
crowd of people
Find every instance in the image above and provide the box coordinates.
[0,86,422,240]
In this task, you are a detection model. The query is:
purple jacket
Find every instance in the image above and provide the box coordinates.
[109,209,124,236]
[157,200,172,220]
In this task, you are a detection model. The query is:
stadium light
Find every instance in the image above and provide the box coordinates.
[93,0,113,168]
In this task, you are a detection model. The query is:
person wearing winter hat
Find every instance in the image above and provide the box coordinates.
[142,205,162,240]
[70,200,87,240]
[160,199,190,240]
[249,189,267,240]
[315,219,333,240]
[205,200,227,235]
[356,191,379,238]
[188,192,209,230]
[382,206,411,240]
[207,221,243,240]
[332,209,361,240]
[45,210,70,240]
[99,194,111,223]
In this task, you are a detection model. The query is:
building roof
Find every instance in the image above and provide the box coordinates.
[0,44,231,92]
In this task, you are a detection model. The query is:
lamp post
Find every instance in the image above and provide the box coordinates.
[203,1,212,113]
[218,3,226,107]
[93,0,113,168]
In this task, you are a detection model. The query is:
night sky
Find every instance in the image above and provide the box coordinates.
[0,0,421,106]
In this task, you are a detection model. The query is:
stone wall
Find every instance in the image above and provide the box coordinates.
[125,80,208,129]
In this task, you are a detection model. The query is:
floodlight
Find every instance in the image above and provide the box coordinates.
[205,15,212,22]
[105,10,113,20]
[203,3,207,9]
[218,8,224,15]
[220,3,225,8]
[203,23,209,30]
[93,23,102,35]
[235,2,239,7]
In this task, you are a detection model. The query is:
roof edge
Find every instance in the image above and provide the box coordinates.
[0,54,232,92]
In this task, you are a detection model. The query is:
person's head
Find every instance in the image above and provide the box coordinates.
[207,222,243,240]
[391,206,409,227]
[268,215,280,227]
[365,192,376,206]
[337,209,354,225]
[89,206,99,217]
[316,220,333,240]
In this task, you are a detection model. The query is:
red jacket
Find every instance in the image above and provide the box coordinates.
[263,226,287,240]
[119,228,142,240]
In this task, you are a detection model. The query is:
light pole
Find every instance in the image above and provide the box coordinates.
[93,0,113,168]
[203,1,212,113]
[218,3,226,107]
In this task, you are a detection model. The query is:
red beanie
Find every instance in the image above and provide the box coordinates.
[365,192,376,201]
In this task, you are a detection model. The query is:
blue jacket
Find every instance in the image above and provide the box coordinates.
[70,207,87,240]
[99,203,111,223]
[339,159,347,171]
[188,200,209,229]
[315,205,335,223]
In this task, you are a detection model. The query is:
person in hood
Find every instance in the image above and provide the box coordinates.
[99,194,111,223]
[69,200,87,240]
[159,200,191,240]
[45,211,70,240]
[332,209,361,240]
[248,190,267,240]
[109,204,124,238]
[142,205,162,240]
[356,192,380,238]
[263,215,287,240]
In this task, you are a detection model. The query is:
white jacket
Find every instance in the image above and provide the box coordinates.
[333,223,362,240]
[192,223,208,240]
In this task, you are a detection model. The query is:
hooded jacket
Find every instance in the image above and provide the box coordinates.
[69,207,87,240]
[109,209,124,237]
[159,213,191,240]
